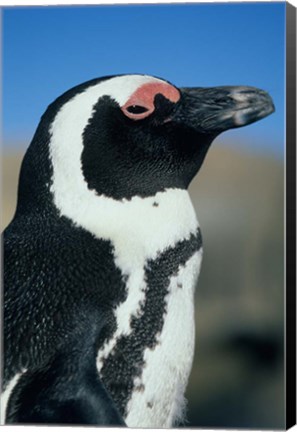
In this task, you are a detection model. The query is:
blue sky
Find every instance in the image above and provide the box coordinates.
[2,3,285,156]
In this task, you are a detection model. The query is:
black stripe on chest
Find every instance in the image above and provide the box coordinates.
[99,228,202,416]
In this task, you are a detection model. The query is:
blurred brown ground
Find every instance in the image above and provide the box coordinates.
[1,142,284,429]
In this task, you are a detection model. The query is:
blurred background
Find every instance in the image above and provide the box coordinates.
[1,3,285,429]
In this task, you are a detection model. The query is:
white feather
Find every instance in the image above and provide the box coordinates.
[1,372,25,424]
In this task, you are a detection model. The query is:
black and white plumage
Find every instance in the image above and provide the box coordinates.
[2,74,274,427]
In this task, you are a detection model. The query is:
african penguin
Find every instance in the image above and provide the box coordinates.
[2,74,274,427]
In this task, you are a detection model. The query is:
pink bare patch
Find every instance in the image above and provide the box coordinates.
[121,82,180,120]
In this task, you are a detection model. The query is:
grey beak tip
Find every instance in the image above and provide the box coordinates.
[177,84,275,133]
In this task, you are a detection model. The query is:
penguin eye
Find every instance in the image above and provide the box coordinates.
[121,103,154,120]
[126,105,149,114]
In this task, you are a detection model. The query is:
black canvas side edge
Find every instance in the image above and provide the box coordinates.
[286,2,296,429]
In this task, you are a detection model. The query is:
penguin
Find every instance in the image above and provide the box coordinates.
[2,74,274,427]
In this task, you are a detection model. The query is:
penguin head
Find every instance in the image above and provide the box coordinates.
[17,74,275,213]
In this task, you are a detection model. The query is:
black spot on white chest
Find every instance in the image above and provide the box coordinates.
[96,229,202,423]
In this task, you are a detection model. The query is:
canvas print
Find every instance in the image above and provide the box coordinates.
[1,2,295,429]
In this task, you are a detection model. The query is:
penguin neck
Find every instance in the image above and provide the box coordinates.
[52,186,199,267]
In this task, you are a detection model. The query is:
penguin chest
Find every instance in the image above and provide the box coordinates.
[124,250,202,428]
[83,188,203,426]
[97,227,203,428]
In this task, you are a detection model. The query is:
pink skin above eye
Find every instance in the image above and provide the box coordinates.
[121,82,181,120]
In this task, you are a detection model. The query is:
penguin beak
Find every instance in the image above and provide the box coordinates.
[174,86,275,134]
